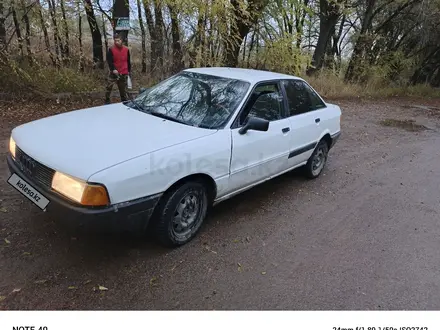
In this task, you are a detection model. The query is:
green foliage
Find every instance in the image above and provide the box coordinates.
[259,34,311,75]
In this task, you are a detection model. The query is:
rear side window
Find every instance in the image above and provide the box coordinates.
[283,80,326,116]
[304,82,326,110]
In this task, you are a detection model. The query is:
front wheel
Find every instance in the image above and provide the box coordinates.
[303,140,329,179]
[153,181,209,247]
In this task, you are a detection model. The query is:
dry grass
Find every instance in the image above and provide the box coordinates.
[306,72,440,99]
[306,74,364,99]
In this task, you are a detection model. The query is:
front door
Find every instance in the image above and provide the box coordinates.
[228,81,291,193]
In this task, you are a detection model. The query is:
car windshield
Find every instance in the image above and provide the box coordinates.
[126,71,250,129]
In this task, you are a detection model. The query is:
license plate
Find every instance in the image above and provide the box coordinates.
[7,173,50,210]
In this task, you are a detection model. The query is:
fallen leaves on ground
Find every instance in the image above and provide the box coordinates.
[4,238,10,244]
[34,280,47,284]
[0,207,7,213]
[68,286,77,290]
[261,271,267,275]
[150,277,158,287]
[203,245,217,254]
[0,296,6,302]
[12,288,21,293]
[170,261,184,272]
[98,286,108,291]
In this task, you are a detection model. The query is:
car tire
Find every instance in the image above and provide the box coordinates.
[153,180,209,247]
[303,140,329,179]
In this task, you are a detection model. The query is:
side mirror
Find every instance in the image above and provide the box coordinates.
[139,87,148,94]
[239,116,269,135]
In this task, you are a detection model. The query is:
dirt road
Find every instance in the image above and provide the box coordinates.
[1,97,440,310]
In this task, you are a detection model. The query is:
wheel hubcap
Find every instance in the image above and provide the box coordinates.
[173,193,200,237]
[312,147,326,175]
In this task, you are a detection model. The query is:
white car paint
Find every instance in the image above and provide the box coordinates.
[228,117,292,193]
[12,103,217,181]
[10,67,342,207]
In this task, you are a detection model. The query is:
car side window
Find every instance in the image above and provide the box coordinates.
[241,83,283,124]
[304,82,326,110]
[283,80,310,116]
[284,80,326,116]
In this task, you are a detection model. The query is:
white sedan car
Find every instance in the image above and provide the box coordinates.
[7,68,341,247]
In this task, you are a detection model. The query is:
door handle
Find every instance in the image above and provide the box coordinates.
[315,118,321,123]
[282,127,290,133]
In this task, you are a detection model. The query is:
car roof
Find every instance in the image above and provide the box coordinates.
[183,67,304,84]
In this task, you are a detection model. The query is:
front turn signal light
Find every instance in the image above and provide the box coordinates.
[81,184,110,206]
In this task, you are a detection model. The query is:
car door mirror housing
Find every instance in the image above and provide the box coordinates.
[238,116,269,135]
[139,87,148,94]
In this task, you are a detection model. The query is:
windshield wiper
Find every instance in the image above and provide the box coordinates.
[148,111,191,125]
[126,98,145,112]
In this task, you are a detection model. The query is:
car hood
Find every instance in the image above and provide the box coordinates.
[12,103,217,180]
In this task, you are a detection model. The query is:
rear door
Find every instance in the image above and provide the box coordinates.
[281,79,328,167]
[228,81,292,193]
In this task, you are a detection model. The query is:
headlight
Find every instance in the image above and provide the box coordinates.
[51,172,110,206]
[9,136,16,158]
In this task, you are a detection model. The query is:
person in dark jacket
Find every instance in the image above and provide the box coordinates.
[104,33,132,104]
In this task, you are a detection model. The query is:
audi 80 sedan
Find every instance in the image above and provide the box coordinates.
[7,67,341,247]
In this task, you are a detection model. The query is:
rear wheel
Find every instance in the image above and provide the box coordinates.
[303,140,329,179]
[153,181,209,247]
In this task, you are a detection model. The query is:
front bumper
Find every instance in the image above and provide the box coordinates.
[6,154,161,235]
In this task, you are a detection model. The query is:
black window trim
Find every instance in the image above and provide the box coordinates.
[230,79,288,129]
[281,78,327,118]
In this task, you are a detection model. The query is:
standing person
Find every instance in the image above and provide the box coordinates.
[104,33,132,104]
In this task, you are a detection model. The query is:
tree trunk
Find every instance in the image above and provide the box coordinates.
[255,25,260,69]
[102,13,108,51]
[344,0,377,82]
[153,0,164,77]
[20,0,32,65]
[11,0,23,58]
[323,24,336,70]
[295,0,310,49]
[242,33,247,64]
[48,0,62,65]
[137,0,147,73]
[247,31,255,68]
[84,0,103,68]
[143,0,164,77]
[333,14,346,71]
[78,1,84,71]
[143,0,156,72]
[36,0,55,66]
[168,4,183,74]
[0,0,6,51]
[190,13,204,67]
[60,0,70,61]
[306,0,343,75]
[224,0,268,67]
